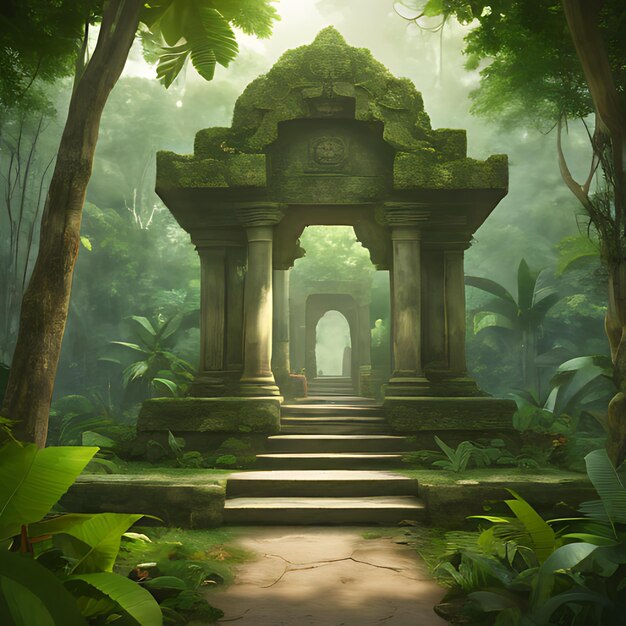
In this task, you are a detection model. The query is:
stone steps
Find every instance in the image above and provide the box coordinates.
[222,399,424,525]
[266,434,412,453]
[257,452,407,470]
[226,470,418,498]
[223,496,426,525]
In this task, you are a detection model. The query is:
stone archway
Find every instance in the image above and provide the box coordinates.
[141,26,516,435]
[305,294,359,391]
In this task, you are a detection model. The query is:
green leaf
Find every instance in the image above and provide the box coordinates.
[152,377,179,396]
[0,442,97,541]
[423,0,444,17]
[110,341,146,353]
[29,513,145,573]
[65,572,162,626]
[504,490,556,563]
[556,235,599,276]
[473,311,516,334]
[129,316,157,337]
[465,275,517,305]
[79,236,92,251]
[516,259,538,313]
[186,3,238,68]
[81,431,116,448]
[0,551,87,625]
[156,43,189,88]
[583,448,626,525]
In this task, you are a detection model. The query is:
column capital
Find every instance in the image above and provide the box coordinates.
[383,202,430,228]
[235,202,286,228]
[191,228,245,250]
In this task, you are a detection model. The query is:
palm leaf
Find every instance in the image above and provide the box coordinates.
[0,443,97,541]
[156,43,189,88]
[186,3,238,68]
[109,341,145,354]
[152,377,179,396]
[0,551,87,625]
[65,572,162,626]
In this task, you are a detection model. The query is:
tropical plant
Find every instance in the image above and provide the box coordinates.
[396,0,626,466]
[0,439,164,624]
[433,448,626,625]
[512,355,615,432]
[103,314,196,398]
[2,0,279,447]
[466,259,560,390]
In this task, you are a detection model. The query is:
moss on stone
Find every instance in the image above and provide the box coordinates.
[156,151,228,189]
[384,396,516,432]
[223,154,266,187]
[194,127,237,158]
[137,397,281,434]
[156,27,509,196]
[393,153,508,190]
[61,476,226,528]
[432,129,467,160]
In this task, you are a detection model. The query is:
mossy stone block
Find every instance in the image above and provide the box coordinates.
[61,476,226,528]
[137,397,281,434]
[432,128,467,160]
[384,396,516,432]
[420,480,595,528]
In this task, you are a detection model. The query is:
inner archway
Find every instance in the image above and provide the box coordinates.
[315,310,351,377]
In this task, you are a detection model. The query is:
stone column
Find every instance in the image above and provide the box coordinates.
[444,247,468,376]
[237,206,284,397]
[384,204,429,396]
[272,269,291,384]
[189,232,247,397]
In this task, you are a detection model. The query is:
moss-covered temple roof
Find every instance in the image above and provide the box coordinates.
[156,26,507,196]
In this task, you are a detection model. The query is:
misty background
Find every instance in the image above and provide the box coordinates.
[0,0,606,408]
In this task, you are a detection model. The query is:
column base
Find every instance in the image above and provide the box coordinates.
[189,370,242,397]
[385,373,431,397]
[239,376,282,397]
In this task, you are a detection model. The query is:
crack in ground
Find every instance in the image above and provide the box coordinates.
[259,552,407,588]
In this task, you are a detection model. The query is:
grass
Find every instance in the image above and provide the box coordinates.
[116,526,251,588]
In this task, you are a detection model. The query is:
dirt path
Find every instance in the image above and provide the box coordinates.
[208,527,449,625]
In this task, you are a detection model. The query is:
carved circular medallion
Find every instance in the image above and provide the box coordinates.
[312,137,346,166]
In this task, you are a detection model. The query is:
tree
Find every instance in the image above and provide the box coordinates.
[398,0,626,463]
[466,259,560,391]
[1,0,278,446]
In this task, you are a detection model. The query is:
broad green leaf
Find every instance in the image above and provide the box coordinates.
[129,316,157,337]
[186,3,238,68]
[156,43,189,88]
[584,448,626,525]
[556,234,599,276]
[79,236,92,251]
[423,0,444,17]
[0,443,97,541]
[504,490,555,563]
[465,275,517,305]
[82,431,116,448]
[0,551,86,625]
[152,377,179,396]
[473,311,516,334]
[158,0,188,46]
[531,542,599,607]
[30,513,144,573]
[65,572,162,626]
[110,340,145,353]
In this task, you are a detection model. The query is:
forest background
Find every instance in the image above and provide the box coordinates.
[0,0,607,420]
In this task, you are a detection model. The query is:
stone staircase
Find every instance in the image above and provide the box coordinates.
[307,376,355,397]
[223,398,426,524]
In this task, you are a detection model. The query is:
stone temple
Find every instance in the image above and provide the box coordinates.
[138,27,515,447]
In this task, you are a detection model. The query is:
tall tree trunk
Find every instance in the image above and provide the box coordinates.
[1,0,142,446]
[562,0,626,464]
